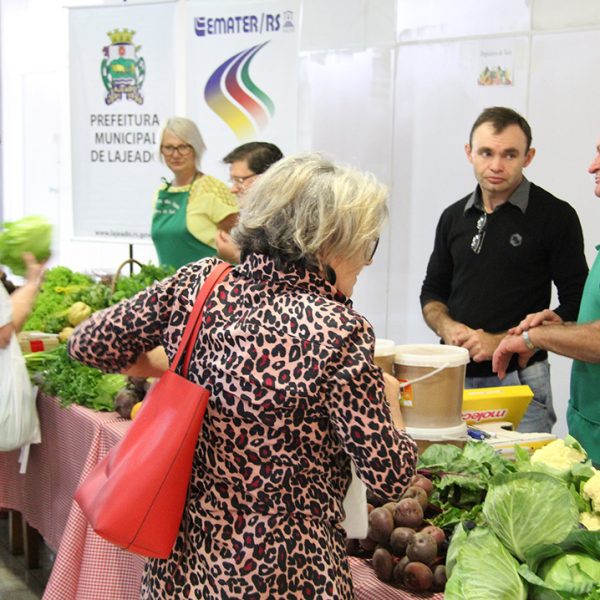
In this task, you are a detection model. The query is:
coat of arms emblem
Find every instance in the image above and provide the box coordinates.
[101,29,146,105]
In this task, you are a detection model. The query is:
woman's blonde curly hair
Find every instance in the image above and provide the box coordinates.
[232,152,388,270]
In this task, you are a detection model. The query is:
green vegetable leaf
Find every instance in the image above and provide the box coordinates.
[418,443,463,467]
[483,471,581,561]
[23,266,96,333]
[110,263,175,304]
[445,525,528,600]
[93,373,127,411]
[24,345,121,411]
[418,441,515,529]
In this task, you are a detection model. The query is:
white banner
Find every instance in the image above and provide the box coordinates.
[186,0,301,176]
[69,2,176,242]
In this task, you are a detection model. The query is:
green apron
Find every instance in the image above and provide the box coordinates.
[151,177,216,269]
[568,245,600,466]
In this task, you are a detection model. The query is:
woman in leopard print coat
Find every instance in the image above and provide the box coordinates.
[68,153,418,599]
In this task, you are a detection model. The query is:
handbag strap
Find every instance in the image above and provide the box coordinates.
[170,262,233,377]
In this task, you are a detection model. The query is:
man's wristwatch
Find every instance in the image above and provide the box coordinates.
[521,330,537,351]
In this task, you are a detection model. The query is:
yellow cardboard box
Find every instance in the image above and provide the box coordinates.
[462,385,533,428]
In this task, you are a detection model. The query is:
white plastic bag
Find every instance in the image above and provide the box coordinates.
[341,462,369,539]
[0,284,41,466]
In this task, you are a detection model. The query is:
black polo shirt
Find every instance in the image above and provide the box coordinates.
[420,178,588,377]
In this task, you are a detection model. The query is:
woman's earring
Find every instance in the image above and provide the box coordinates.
[324,265,337,285]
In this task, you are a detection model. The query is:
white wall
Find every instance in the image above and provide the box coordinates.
[3,0,600,436]
[384,1,600,438]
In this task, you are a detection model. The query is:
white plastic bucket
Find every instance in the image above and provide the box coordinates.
[406,423,469,454]
[374,338,396,375]
[394,344,469,428]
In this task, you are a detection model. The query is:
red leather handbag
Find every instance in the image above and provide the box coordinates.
[74,262,232,558]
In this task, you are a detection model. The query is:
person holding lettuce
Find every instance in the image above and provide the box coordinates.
[1,252,45,455]
[0,253,45,347]
[493,137,600,466]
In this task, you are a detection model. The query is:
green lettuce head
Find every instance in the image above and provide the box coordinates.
[483,471,580,561]
[445,524,527,600]
[518,529,600,599]
[0,215,52,275]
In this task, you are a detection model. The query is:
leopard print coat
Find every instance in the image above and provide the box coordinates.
[68,254,418,599]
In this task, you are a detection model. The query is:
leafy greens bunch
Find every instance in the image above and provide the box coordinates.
[110,263,175,304]
[25,345,125,411]
[442,441,600,599]
[23,266,102,333]
[22,261,175,411]
[417,440,516,530]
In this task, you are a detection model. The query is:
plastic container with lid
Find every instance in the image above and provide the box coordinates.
[405,423,469,455]
[374,338,396,375]
[394,344,469,429]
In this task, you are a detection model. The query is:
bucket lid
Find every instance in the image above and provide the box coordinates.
[375,338,396,357]
[406,422,468,440]
[395,344,469,367]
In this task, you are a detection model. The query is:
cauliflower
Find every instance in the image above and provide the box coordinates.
[582,469,600,513]
[580,511,600,531]
[530,438,586,472]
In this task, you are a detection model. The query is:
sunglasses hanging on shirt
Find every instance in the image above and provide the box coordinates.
[470,213,488,254]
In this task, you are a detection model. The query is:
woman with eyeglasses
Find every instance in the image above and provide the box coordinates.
[69,153,417,599]
[151,117,239,269]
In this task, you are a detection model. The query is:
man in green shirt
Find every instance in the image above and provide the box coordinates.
[493,137,600,465]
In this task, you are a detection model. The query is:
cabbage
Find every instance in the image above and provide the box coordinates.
[445,525,527,600]
[0,215,52,275]
[483,472,580,561]
[518,529,600,599]
[540,553,600,595]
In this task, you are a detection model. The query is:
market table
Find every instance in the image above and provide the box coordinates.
[0,393,144,599]
[0,392,443,600]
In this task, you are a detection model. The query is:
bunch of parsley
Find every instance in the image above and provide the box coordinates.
[25,345,125,411]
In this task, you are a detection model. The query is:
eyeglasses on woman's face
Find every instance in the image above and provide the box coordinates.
[471,213,487,254]
[161,144,194,157]
[365,237,379,263]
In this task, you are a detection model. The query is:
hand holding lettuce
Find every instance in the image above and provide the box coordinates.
[0,215,52,275]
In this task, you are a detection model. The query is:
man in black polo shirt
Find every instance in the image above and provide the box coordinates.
[420,106,588,433]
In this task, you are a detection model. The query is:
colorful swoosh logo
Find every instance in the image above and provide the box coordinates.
[204,42,275,141]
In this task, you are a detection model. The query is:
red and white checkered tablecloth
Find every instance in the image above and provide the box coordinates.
[0,393,144,600]
[0,393,121,551]
[350,557,444,600]
[42,417,145,600]
[0,393,444,599]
